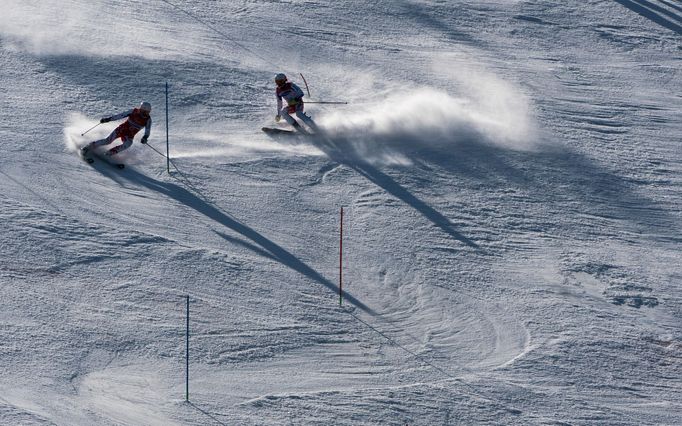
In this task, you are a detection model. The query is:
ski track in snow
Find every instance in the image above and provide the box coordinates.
[1,0,681,424]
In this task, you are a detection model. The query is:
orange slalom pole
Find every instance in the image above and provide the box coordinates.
[339,207,344,306]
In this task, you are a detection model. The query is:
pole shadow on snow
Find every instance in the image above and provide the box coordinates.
[187,401,228,426]
[119,167,376,316]
[613,0,682,35]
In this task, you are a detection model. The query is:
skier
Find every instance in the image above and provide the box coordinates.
[274,73,318,134]
[81,101,152,157]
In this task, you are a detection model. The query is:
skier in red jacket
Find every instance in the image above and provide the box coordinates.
[81,101,152,157]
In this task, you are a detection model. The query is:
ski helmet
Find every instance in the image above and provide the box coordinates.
[139,101,152,113]
[275,73,287,85]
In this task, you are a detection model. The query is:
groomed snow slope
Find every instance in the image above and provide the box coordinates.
[1,0,680,424]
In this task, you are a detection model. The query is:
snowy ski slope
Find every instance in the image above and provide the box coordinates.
[0,0,680,424]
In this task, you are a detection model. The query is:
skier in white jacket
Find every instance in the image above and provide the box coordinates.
[274,73,318,134]
[81,101,152,157]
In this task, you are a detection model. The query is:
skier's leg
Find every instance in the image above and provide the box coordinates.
[83,129,118,154]
[290,120,307,134]
[280,107,297,126]
[105,136,133,156]
[282,106,308,134]
[295,110,319,133]
[91,129,119,147]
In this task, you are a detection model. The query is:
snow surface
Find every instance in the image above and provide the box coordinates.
[1,0,681,424]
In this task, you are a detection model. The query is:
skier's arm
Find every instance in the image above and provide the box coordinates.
[139,117,152,143]
[143,117,152,138]
[275,94,283,121]
[102,109,134,123]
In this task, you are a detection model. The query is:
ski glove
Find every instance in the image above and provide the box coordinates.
[275,115,281,122]
[141,136,148,144]
[100,117,111,123]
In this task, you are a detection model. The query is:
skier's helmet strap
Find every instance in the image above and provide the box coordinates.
[140,101,152,113]
[275,73,287,86]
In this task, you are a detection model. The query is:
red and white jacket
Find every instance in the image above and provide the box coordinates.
[107,108,152,138]
[276,82,305,113]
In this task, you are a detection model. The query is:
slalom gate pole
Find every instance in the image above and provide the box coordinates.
[80,122,100,136]
[166,82,170,174]
[185,295,190,402]
[339,207,344,306]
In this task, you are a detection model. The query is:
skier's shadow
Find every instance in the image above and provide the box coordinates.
[311,135,481,250]
[121,168,375,315]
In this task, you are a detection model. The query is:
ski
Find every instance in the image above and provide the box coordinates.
[87,157,125,169]
[262,127,297,135]
[80,149,124,169]
[262,127,317,137]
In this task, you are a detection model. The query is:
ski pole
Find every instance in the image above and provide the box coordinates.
[144,141,167,159]
[300,73,311,98]
[298,73,346,104]
[144,142,181,173]
[306,101,348,105]
[80,122,101,136]
[143,142,203,197]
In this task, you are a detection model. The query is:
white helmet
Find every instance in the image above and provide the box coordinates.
[139,101,152,112]
[275,73,287,85]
